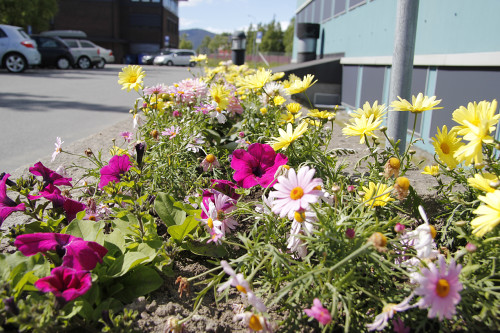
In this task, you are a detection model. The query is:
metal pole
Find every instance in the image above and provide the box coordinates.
[387,0,420,151]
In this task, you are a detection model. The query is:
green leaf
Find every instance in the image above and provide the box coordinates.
[167,216,199,241]
[103,229,126,257]
[186,240,229,258]
[114,266,163,303]
[62,219,105,243]
[154,192,186,227]
[107,252,149,278]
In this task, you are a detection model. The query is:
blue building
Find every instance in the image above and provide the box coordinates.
[292,0,500,152]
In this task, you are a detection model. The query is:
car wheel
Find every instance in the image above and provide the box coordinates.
[4,53,27,73]
[166,60,174,66]
[77,56,91,69]
[96,58,106,69]
[56,57,71,70]
[189,62,196,67]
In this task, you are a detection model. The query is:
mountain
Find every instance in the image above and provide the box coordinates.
[179,29,216,51]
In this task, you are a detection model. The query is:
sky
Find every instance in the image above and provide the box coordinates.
[178,0,297,34]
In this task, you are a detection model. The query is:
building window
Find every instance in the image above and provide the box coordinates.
[313,0,322,23]
[349,0,366,10]
[322,0,333,21]
[334,0,346,17]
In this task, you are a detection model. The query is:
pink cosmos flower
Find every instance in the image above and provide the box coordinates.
[366,294,414,331]
[121,131,133,142]
[52,137,63,162]
[231,143,288,189]
[143,84,168,95]
[98,154,132,189]
[171,78,208,104]
[29,162,72,187]
[34,266,92,304]
[194,103,215,114]
[200,154,220,172]
[218,260,267,312]
[227,96,244,115]
[201,192,238,234]
[15,232,107,271]
[207,229,223,245]
[162,126,181,140]
[233,312,274,332]
[172,110,181,117]
[269,166,323,220]
[200,201,223,233]
[413,255,462,321]
[0,173,26,226]
[304,298,332,325]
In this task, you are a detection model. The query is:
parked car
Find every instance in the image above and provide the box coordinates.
[31,35,75,69]
[95,45,115,68]
[141,49,172,65]
[0,24,41,73]
[153,49,197,67]
[40,30,101,69]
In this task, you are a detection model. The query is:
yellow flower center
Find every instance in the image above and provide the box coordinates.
[248,314,263,331]
[207,217,214,229]
[294,211,305,223]
[440,142,451,154]
[283,165,290,170]
[396,177,410,190]
[236,285,247,294]
[290,187,304,200]
[429,225,437,239]
[128,75,137,83]
[206,154,216,163]
[217,210,225,220]
[313,185,322,190]
[214,96,221,103]
[216,107,222,113]
[436,279,450,297]
[88,215,96,221]
[382,303,396,315]
[389,157,401,169]
[56,148,62,153]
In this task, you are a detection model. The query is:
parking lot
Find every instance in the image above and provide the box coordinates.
[0,64,197,173]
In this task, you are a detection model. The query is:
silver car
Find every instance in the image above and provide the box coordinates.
[60,38,102,69]
[0,24,41,73]
[153,49,196,67]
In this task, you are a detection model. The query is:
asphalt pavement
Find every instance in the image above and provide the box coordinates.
[0,64,197,173]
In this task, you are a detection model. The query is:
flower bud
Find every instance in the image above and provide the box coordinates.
[394,222,406,233]
[465,242,477,253]
[346,228,355,239]
[369,232,388,252]
[85,148,93,157]
[379,126,388,132]
[135,141,146,166]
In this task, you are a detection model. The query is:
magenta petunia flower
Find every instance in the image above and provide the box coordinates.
[304,298,332,325]
[63,198,87,222]
[0,173,26,226]
[29,162,72,187]
[98,155,132,189]
[231,143,288,188]
[210,179,240,201]
[27,183,65,208]
[15,232,107,271]
[413,255,462,321]
[34,266,92,304]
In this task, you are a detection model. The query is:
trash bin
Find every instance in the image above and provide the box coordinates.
[296,23,320,63]
[231,31,246,66]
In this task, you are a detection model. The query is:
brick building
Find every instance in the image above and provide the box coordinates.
[50,0,184,63]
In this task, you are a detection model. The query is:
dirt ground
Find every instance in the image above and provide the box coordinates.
[2,108,441,332]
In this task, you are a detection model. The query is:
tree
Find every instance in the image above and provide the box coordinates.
[198,35,212,54]
[260,20,284,53]
[179,33,193,50]
[283,17,295,55]
[208,33,230,54]
[0,0,59,33]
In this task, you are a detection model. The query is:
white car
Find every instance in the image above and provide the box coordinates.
[153,49,196,66]
[95,45,115,68]
[0,24,41,72]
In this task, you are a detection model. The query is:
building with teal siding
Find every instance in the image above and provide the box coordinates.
[292,0,500,152]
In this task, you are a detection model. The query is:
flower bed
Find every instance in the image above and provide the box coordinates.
[0,59,499,332]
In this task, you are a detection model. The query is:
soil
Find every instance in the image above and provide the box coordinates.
[2,108,444,332]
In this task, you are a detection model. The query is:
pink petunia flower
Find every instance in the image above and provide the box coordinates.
[269,166,323,220]
[52,137,63,162]
[218,260,267,312]
[304,298,332,325]
[15,232,107,271]
[29,161,72,187]
[413,255,462,321]
[0,173,26,226]
[231,143,288,189]
[98,155,132,189]
[34,266,92,304]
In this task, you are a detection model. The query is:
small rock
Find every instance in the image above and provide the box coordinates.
[145,300,157,313]
[154,305,169,317]
[126,296,147,313]
[205,320,218,332]
[140,311,149,319]
[191,314,204,322]
[166,301,182,315]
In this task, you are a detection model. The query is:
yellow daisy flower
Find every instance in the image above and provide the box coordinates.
[267,121,308,151]
[308,109,336,120]
[352,101,386,120]
[286,102,302,114]
[390,93,442,113]
[210,84,230,110]
[118,65,146,92]
[282,74,300,89]
[431,125,464,169]
[422,165,440,176]
[342,114,382,144]
[286,74,317,94]
[468,173,499,193]
[280,111,302,124]
[304,118,322,127]
[471,190,500,237]
[236,68,273,90]
[361,182,394,207]
[273,95,286,106]
[452,100,499,137]
[190,54,207,62]
[453,118,494,166]
[271,71,285,81]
